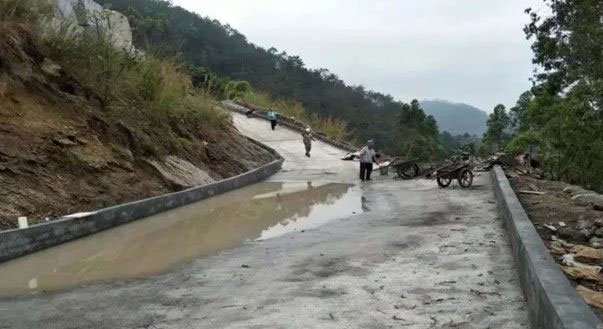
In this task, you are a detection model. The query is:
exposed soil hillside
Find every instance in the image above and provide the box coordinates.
[0,22,276,230]
[508,172,603,318]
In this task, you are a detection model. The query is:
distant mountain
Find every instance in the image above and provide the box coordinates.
[420,100,488,136]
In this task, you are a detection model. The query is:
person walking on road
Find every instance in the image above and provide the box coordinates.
[267,108,277,130]
[302,128,313,157]
[359,139,378,181]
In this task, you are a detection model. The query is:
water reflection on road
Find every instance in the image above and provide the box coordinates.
[0,181,361,297]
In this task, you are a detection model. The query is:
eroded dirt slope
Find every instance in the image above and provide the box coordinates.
[0,24,275,229]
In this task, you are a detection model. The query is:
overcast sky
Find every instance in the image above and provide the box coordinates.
[171,0,546,112]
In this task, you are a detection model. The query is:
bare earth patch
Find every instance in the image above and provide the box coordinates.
[508,171,603,319]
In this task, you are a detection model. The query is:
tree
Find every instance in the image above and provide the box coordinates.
[500,0,603,188]
[525,0,603,106]
[395,100,442,160]
[94,0,451,156]
[224,80,251,100]
[483,104,510,152]
[509,91,533,133]
[439,131,459,152]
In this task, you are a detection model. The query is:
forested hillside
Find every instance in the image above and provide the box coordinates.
[96,0,469,158]
[482,0,603,190]
[420,100,487,136]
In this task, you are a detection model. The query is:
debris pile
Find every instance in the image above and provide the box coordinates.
[471,152,546,180]
[508,173,603,317]
[548,235,603,309]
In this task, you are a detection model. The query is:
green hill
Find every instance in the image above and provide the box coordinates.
[95,0,468,159]
[94,0,443,156]
[420,100,488,136]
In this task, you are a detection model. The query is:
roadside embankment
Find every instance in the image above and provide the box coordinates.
[0,0,279,229]
[0,144,282,263]
[491,166,602,328]
[508,168,603,321]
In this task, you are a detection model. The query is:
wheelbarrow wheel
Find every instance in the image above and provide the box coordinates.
[397,163,419,180]
[437,175,452,188]
[458,168,474,188]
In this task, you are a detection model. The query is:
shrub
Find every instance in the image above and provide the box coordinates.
[505,131,541,155]
[1,0,229,160]
[225,80,251,100]
[314,116,348,140]
[44,21,228,132]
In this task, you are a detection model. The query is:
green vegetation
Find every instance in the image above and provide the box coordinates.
[0,0,51,21]
[483,104,511,152]
[391,100,441,160]
[225,80,252,100]
[49,32,228,155]
[3,0,230,158]
[238,91,349,141]
[3,0,482,162]
[485,0,603,189]
[241,92,305,120]
[96,0,470,158]
[440,132,481,157]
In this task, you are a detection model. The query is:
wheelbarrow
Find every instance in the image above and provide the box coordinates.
[432,161,474,188]
[388,156,420,180]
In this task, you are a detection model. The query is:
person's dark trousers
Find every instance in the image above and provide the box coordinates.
[270,120,277,130]
[360,162,373,181]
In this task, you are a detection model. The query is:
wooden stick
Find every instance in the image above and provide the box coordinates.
[519,190,547,195]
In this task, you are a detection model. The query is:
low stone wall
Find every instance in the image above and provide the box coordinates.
[223,100,359,152]
[0,137,283,263]
[491,166,602,329]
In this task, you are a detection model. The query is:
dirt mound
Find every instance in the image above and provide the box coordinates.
[509,174,603,319]
[0,22,276,230]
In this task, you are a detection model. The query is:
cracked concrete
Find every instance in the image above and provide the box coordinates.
[0,113,528,328]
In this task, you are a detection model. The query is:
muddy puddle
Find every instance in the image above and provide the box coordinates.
[0,181,361,297]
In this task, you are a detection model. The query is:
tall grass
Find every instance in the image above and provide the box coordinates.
[44,21,229,154]
[314,116,349,141]
[239,92,349,141]
[0,0,52,22]
[0,0,54,81]
[0,4,228,157]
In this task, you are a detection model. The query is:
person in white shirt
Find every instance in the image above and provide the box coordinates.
[359,139,378,181]
[302,128,313,157]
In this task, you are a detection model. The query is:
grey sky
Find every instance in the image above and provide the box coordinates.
[171,0,546,112]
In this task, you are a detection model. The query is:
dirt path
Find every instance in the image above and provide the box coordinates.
[0,114,528,328]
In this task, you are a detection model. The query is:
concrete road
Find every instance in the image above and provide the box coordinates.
[230,107,358,182]
[0,113,528,328]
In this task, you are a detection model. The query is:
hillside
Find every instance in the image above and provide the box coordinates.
[96,0,442,156]
[420,100,488,136]
[0,0,276,229]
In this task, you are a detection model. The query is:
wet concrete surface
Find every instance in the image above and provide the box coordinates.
[0,181,361,297]
[0,113,528,328]
[231,112,358,182]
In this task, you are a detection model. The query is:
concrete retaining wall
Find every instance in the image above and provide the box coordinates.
[491,166,602,329]
[223,100,359,152]
[0,138,283,263]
